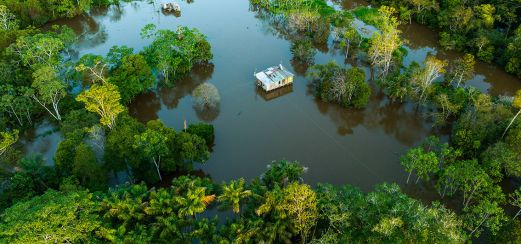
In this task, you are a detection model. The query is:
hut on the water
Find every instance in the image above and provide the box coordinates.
[254,64,294,92]
[161,2,181,12]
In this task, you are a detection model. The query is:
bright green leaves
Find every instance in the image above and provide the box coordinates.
[400,146,438,184]
[76,82,125,129]
[8,26,73,69]
[280,183,317,243]
[0,5,19,31]
[133,122,170,181]
[141,24,212,84]
[31,65,67,120]
[0,129,18,157]
[367,6,402,78]
[110,54,155,104]
[218,178,252,214]
[0,190,109,243]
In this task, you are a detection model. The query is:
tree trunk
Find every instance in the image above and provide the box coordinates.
[33,95,61,121]
[502,109,521,139]
[469,215,488,237]
[153,156,162,181]
[9,105,23,126]
[345,40,350,59]
[406,171,412,184]
[514,209,521,219]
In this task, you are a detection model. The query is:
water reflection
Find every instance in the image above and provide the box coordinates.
[129,91,161,122]
[129,63,216,122]
[21,120,61,165]
[160,64,215,109]
[21,0,519,191]
[312,89,432,145]
[255,85,294,101]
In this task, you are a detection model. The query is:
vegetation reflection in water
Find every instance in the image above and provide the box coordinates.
[1,0,521,242]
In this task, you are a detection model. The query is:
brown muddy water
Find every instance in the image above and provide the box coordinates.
[24,0,521,192]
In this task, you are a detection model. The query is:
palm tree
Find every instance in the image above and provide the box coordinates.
[176,187,211,218]
[218,178,252,214]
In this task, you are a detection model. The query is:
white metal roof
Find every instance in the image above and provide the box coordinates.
[255,64,294,87]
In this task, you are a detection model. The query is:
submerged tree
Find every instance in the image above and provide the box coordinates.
[192,82,220,110]
[400,147,438,184]
[410,55,448,103]
[308,61,370,108]
[141,24,212,83]
[368,6,402,78]
[446,53,475,88]
[290,40,316,64]
[192,83,221,121]
[110,54,155,104]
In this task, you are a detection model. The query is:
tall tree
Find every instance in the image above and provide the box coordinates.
[511,188,521,219]
[76,83,125,129]
[110,54,155,104]
[31,65,66,121]
[464,199,507,238]
[281,183,317,243]
[411,55,447,102]
[446,53,475,88]
[133,125,170,181]
[368,6,402,77]
[400,147,438,184]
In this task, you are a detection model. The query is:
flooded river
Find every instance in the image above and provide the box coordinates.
[25,0,521,191]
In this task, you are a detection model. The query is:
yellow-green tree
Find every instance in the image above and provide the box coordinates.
[447,53,475,88]
[282,183,318,243]
[76,83,124,129]
[368,6,402,78]
[411,55,448,102]
[0,129,18,158]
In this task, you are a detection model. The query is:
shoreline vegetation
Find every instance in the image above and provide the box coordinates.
[0,0,521,242]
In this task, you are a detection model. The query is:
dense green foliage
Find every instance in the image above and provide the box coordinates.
[140,24,213,84]
[1,0,521,242]
[308,61,371,108]
[0,161,468,243]
[366,0,521,77]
